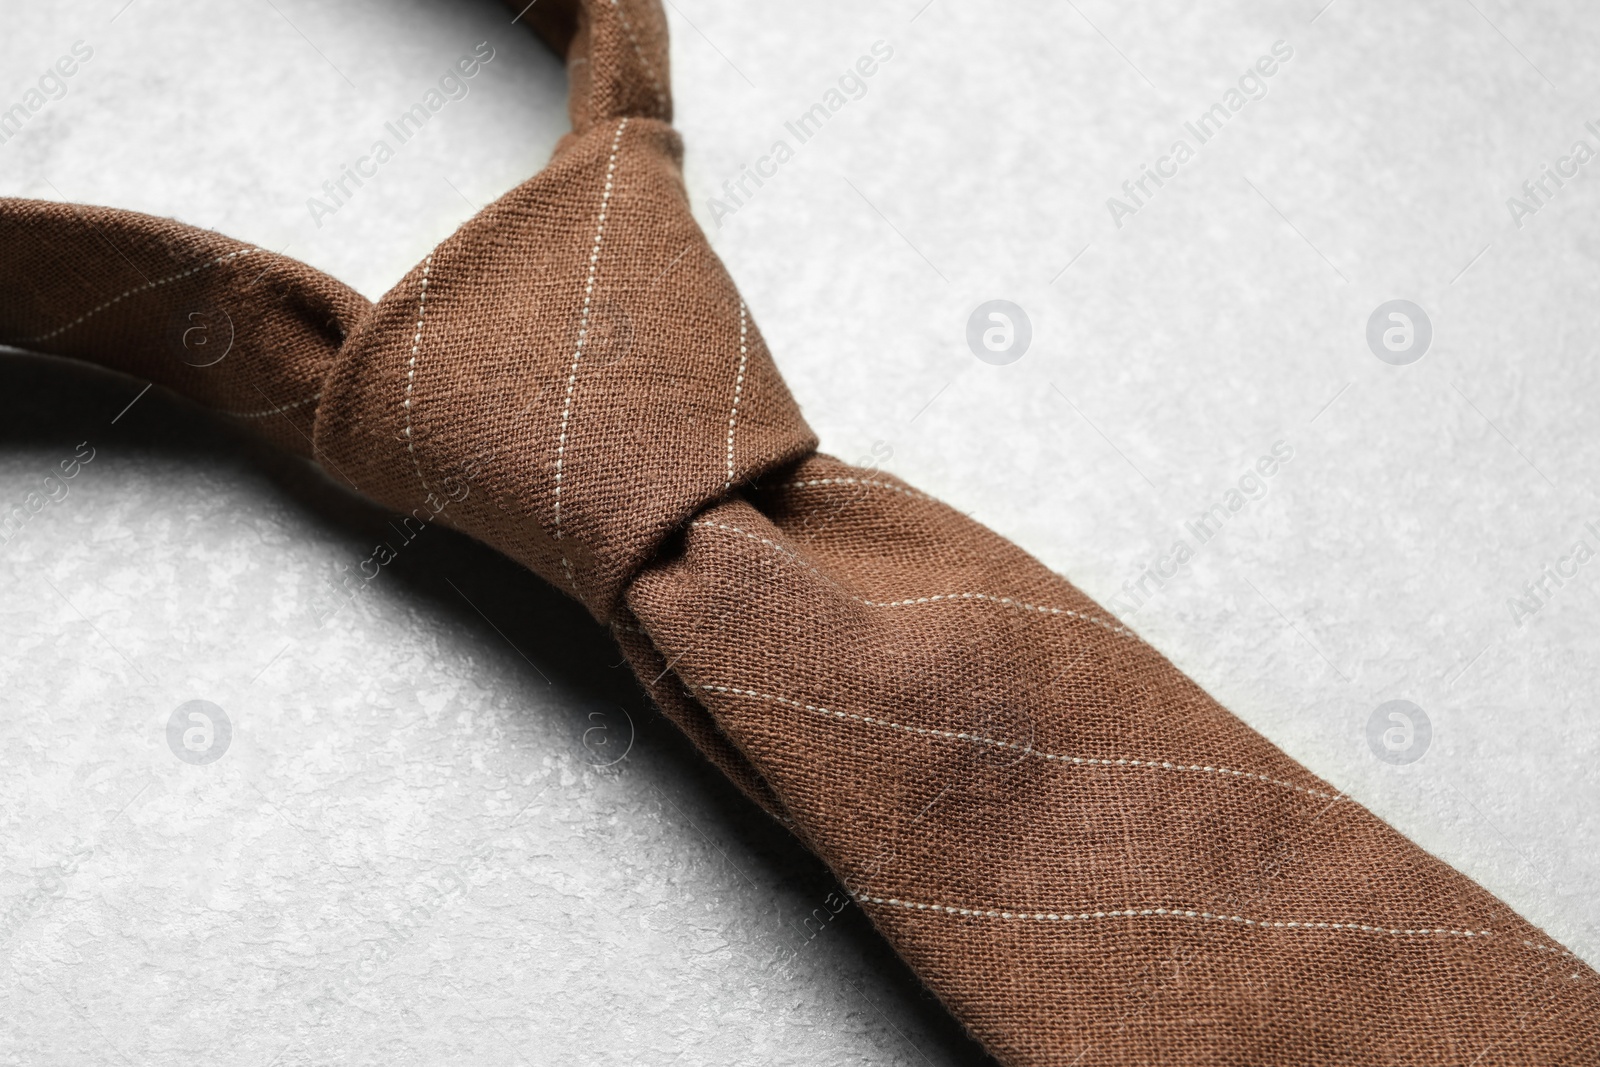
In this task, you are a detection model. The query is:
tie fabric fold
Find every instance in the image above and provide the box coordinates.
[2,1,1596,1062]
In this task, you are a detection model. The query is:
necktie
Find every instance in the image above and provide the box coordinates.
[2,2,1595,1062]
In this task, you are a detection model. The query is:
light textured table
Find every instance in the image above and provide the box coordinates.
[3,0,1598,1063]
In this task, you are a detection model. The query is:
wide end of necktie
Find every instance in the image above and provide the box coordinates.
[623,455,1600,1063]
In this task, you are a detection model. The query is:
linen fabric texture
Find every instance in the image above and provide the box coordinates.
[1,1,1595,1062]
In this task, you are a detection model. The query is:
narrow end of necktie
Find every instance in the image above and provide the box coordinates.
[0,199,368,459]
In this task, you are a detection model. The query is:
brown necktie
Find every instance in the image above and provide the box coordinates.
[2,2,1595,1062]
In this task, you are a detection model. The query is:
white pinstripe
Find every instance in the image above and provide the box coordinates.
[608,0,667,115]
[553,118,629,593]
[27,247,259,344]
[402,254,434,494]
[723,301,748,494]
[690,518,1133,639]
[698,683,1345,803]
[782,476,937,503]
[229,393,321,419]
[853,893,1490,939]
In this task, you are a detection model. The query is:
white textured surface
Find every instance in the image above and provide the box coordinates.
[2,0,1598,1062]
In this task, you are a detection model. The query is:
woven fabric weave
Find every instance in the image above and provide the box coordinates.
[2,1,1596,1062]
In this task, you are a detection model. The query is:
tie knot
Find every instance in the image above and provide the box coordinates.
[313,118,815,620]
